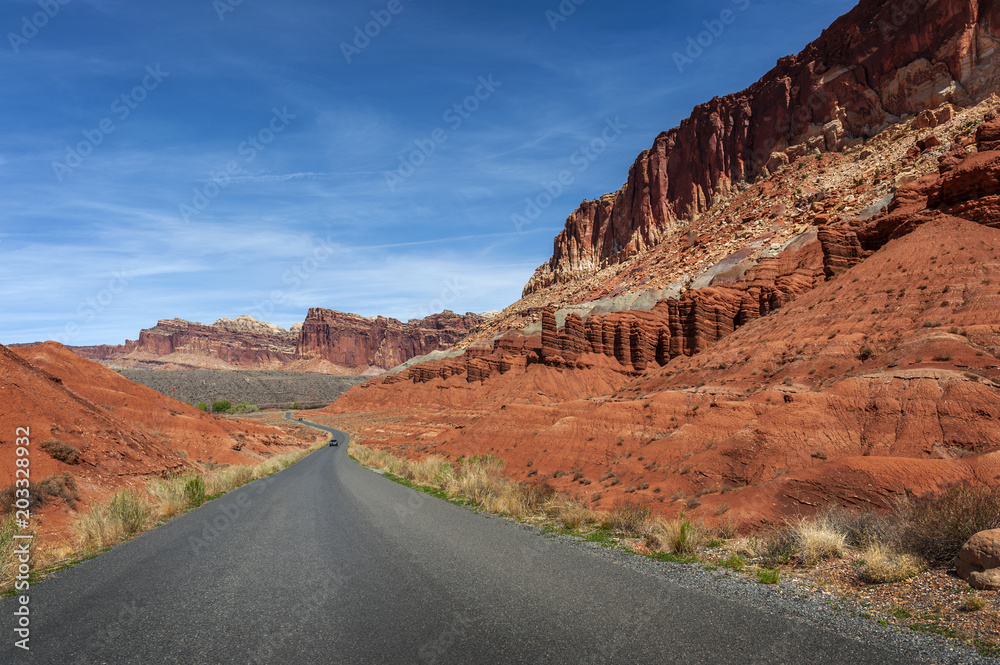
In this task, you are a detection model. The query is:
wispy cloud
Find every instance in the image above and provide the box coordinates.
[0,0,859,345]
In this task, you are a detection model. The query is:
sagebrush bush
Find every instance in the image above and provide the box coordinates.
[895,483,1000,564]
[39,439,81,464]
[0,473,79,514]
[36,472,79,508]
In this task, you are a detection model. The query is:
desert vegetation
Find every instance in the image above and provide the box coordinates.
[38,439,81,464]
[349,441,1000,651]
[0,442,324,589]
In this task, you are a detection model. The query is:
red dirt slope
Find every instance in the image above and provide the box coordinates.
[0,342,308,538]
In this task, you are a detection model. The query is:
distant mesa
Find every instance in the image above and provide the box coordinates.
[59,310,486,374]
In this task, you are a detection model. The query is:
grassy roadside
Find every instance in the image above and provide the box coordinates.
[349,443,1000,658]
[1,440,325,595]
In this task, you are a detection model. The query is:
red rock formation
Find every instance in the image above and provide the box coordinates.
[295,309,484,370]
[525,0,1000,294]
[820,115,1000,276]
[131,318,297,369]
[385,239,823,385]
[324,215,1000,528]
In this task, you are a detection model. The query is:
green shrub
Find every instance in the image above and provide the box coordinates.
[196,402,208,411]
[39,439,81,464]
[212,400,232,413]
[184,475,207,508]
[229,402,259,414]
[757,567,780,584]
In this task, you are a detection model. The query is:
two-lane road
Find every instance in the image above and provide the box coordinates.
[2,420,984,664]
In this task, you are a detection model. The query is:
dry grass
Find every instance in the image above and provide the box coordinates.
[961,594,987,612]
[544,497,596,530]
[860,543,926,584]
[646,514,705,554]
[207,465,255,495]
[0,515,23,588]
[74,489,153,550]
[792,516,847,565]
[600,501,653,538]
[146,476,189,518]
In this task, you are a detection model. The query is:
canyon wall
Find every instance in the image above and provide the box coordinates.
[62,310,484,372]
[524,0,1000,294]
[295,309,485,370]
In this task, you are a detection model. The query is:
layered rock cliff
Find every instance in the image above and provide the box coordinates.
[295,309,484,370]
[820,113,1000,274]
[384,239,824,385]
[126,318,298,369]
[63,310,484,372]
[524,0,1000,294]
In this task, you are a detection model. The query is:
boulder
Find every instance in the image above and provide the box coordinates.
[955,529,1000,590]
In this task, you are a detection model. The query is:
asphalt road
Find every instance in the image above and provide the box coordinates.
[0,419,971,664]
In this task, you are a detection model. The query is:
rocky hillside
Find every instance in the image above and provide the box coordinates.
[65,311,484,374]
[322,117,1000,525]
[523,0,1000,296]
[317,1,1000,527]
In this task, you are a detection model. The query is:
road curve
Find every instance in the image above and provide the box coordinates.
[1,419,979,664]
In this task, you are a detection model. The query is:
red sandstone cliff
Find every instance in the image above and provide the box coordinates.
[58,310,484,372]
[295,309,485,370]
[524,0,1000,294]
[112,317,297,370]
[323,125,1000,525]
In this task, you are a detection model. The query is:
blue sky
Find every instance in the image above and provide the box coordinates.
[0,0,858,345]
